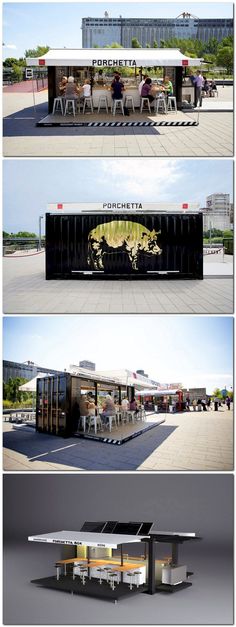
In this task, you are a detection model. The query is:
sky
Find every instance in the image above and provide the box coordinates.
[3,159,233,234]
[3,1,233,59]
[3,316,233,393]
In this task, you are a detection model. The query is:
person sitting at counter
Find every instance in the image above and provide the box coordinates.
[100,394,116,425]
[129,396,138,413]
[111,74,125,101]
[81,78,91,99]
[59,76,68,94]
[64,76,80,102]
[138,74,148,96]
[141,78,155,105]
[163,76,173,96]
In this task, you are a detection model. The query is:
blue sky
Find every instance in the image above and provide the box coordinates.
[3,316,233,393]
[3,2,233,59]
[3,159,233,234]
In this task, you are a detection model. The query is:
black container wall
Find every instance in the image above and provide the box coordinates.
[46,213,203,280]
[36,374,73,437]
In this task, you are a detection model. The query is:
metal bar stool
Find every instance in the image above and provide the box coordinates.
[83,96,94,114]
[79,567,88,585]
[108,414,118,432]
[97,95,108,113]
[124,95,135,112]
[133,571,142,588]
[112,99,124,116]
[52,97,64,115]
[103,567,113,582]
[108,571,119,590]
[140,97,151,113]
[167,96,177,113]
[64,99,76,116]
[96,567,105,584]
[156,97,167,114]
[126,572,134,590]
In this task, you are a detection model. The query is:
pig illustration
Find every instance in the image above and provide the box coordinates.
[87,220,162,270]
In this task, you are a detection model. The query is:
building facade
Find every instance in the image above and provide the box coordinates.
[79,359,96,371]
[202,193,231,231]
[82,15,233,48]
[3,360,63,383]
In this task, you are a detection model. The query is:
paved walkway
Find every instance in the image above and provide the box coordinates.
[3,408,233,471]
[3,252,233,313]
[3,88,233,156]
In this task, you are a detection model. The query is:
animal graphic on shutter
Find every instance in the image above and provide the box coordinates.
[87,220,162,270]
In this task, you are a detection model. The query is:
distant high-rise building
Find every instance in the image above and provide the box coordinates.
[136,369,149,378]
[82,14,233,48]
[79,359,96,371]
[202,193,231,231]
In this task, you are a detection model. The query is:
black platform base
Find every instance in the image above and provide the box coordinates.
[37,120,198,128]
[155,581,192,593]
[31,575,147,603]
[74,418,165,445]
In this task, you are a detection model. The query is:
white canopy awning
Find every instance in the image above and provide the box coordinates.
[28,530,148,548]
[139,388,181,396]
[19,372,53,393]
[26,48,204,68]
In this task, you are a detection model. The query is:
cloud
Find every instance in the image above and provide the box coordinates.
[100,159,183,197]
[3,43,17,49]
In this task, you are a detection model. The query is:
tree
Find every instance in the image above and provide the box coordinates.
[216,46,233,74]
[3,377,32,403]
[104,42,124,49]
[3,57,19,67]
[153,40,158,48]
[212,388,222,399]
[15,231,37,238]
[24,45,49,58]
[131,37,142,48]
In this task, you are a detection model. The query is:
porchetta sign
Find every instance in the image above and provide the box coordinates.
[92,59,137,67]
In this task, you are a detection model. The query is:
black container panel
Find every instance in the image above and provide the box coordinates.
[46,213,203,280]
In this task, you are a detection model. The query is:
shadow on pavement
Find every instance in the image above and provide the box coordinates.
[3,102,160,138]
[3,424,177,470]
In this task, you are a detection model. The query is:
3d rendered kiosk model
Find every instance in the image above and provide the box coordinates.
[45,202,203,280]
[28,521,201,603]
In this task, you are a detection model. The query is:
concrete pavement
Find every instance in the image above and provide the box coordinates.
[3,407,233,471]
[3,251,233,314]
[3,87,233,157]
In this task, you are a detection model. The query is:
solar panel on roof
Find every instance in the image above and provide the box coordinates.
[112,522,142,535]
[138,522,153,535]
[102,521,118,533]
[80,522,106,533]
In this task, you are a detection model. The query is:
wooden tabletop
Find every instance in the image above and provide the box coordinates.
[110,563,144,572]
[56,557,88,565]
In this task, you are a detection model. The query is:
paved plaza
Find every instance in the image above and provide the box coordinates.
[3,406,233,471]
[3,87,233,157]
[3,250,233,314]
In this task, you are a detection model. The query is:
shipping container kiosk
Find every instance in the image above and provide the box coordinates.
[36,369,165,444]
[45,203,203,280]
[26,48,203,127]
[28,521,201,603]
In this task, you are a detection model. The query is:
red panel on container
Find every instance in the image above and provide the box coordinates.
[182,60,189,66]
[182,203,188,209]
[57,204,63,210]
[39,59,45,66]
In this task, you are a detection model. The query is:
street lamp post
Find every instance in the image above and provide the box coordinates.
[38,215,44,251]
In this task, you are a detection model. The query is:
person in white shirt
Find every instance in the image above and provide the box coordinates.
[82,79,91,98]
[121,397,129,411]
[138,74,148,96]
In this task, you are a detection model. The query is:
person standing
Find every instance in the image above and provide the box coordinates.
[225,396,231,410]
[192,399,197,411]
[194,71,204,107]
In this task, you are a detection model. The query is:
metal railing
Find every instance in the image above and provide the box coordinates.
[3,238,45,256]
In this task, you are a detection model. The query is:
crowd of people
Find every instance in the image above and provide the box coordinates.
[57,72,174,111]
[74,393,140,430]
